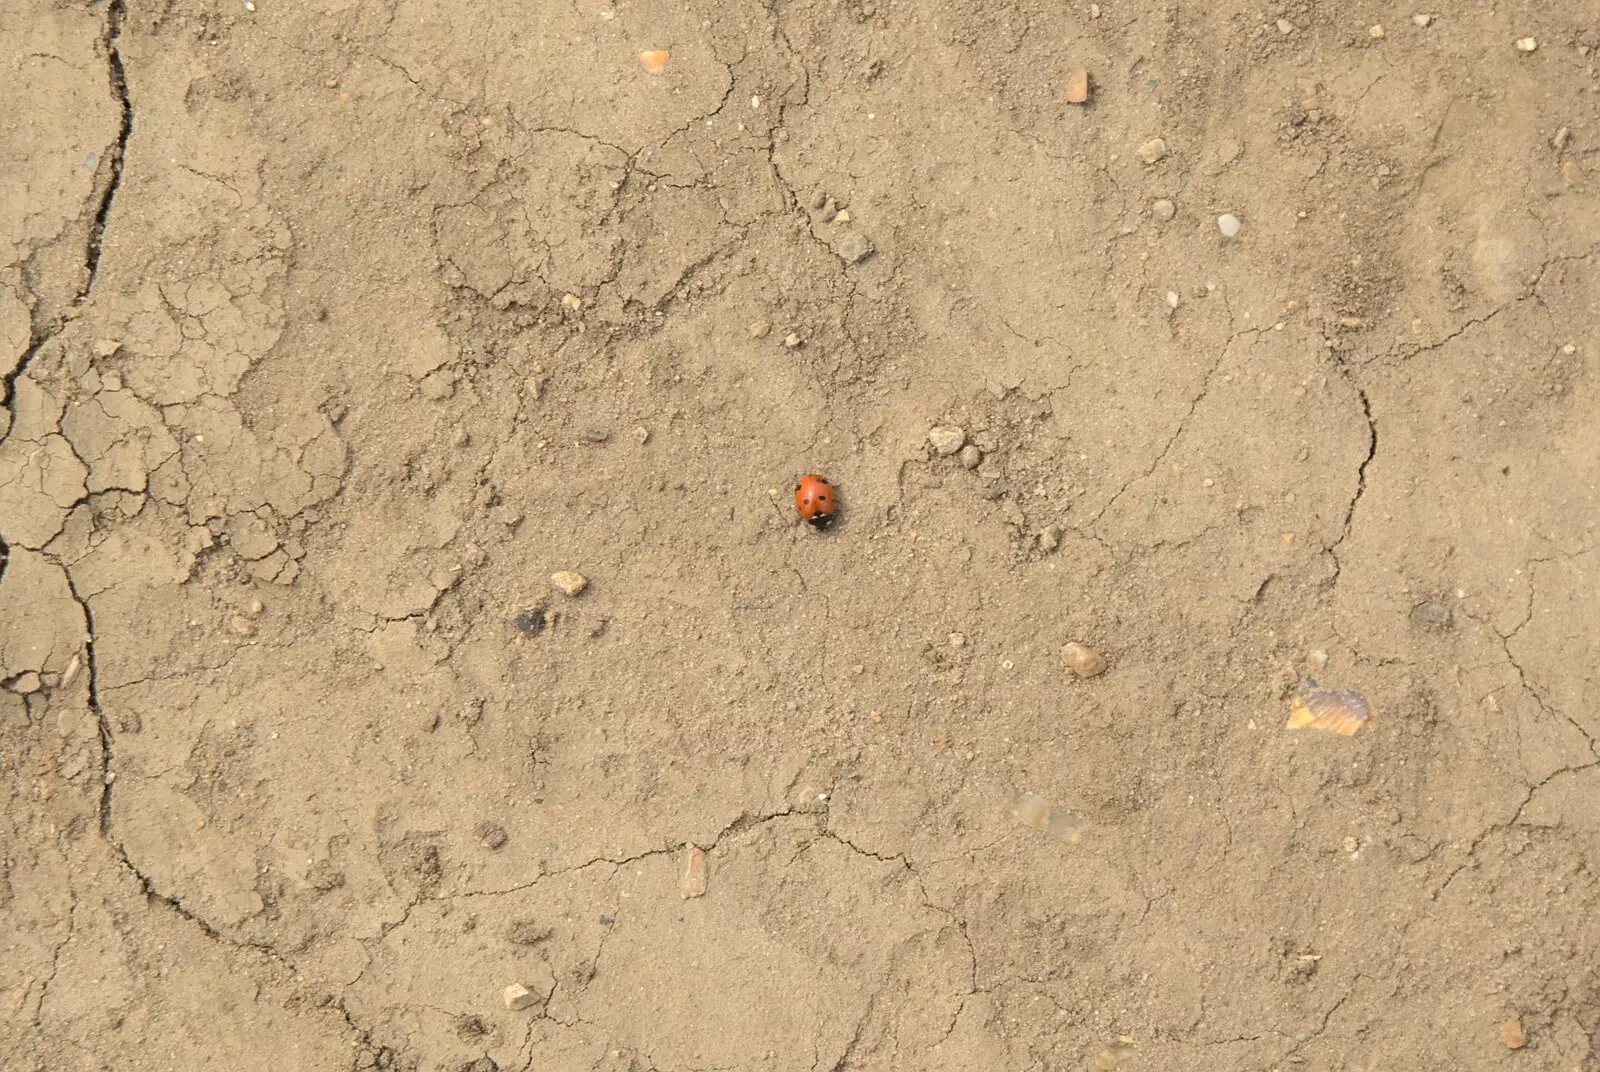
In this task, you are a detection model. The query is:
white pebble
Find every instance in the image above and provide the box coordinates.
[1515,37,1537,52]
[926,425,966,456]
[1217,213,1242,238]
[504,984,539,1011]
[1411,13,1432,27]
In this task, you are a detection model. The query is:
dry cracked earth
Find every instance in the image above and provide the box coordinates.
[3,1,1599,1070]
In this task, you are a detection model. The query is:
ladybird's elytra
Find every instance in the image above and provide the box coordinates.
[795,473,838,530]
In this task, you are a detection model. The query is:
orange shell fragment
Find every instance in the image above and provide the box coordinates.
[639,49,671,74]
[1286,687,1371,736]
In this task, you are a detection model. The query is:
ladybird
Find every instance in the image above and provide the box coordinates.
[795,473,838,530]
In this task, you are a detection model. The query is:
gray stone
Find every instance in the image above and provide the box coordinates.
[836,230,875,264]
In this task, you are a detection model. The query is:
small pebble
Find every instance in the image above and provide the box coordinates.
[1136,137,1168,164]
[1152,199,1176,222]
[958,444,983,469]
[1277,18,1295,34]
[680,846,708,898]
[1341,835,1359,853]
[514,606,548,635]
[1061,641,1108,678]
[1412,13,1431,26]
[948,632,967,647]
[1306,648,1329,670]
[1500,1019,1525,1049]
[561,293,582,311]
[749,320,772,339]
[1552,126,1570,151]
[1217,213,1242,238]
[476,822,508,850]
[551,571,588,597]
[927,425,966,456]
[836,230,875,264]
[1165,291,1180,309]
[1368,24,1384,38]
[783,332,802,349]
[1037,526,1062,553]
[1064,68,1090,104]
[583,427,610,443]
[503,984,540,1012]
[228,615,255,637]
[834,209,852,223]
[1514,37,1537,52]
[632,426,650,444]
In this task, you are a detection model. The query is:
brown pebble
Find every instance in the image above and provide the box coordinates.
[679,845,708,898]
[1064,68,1090,104]
[475,821,508,850]
[228,615,255,637]
[1061,641,1107,678]
[1500,1018,1524,1049]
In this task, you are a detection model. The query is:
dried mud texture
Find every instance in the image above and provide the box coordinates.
[3,1,1599,1070]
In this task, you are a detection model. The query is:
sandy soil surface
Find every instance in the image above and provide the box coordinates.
[4,1,1599,1069]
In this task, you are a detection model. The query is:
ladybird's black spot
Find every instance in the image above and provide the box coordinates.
[807,513,835,531]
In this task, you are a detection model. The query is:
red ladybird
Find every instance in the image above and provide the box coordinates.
[795,474,838,530]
